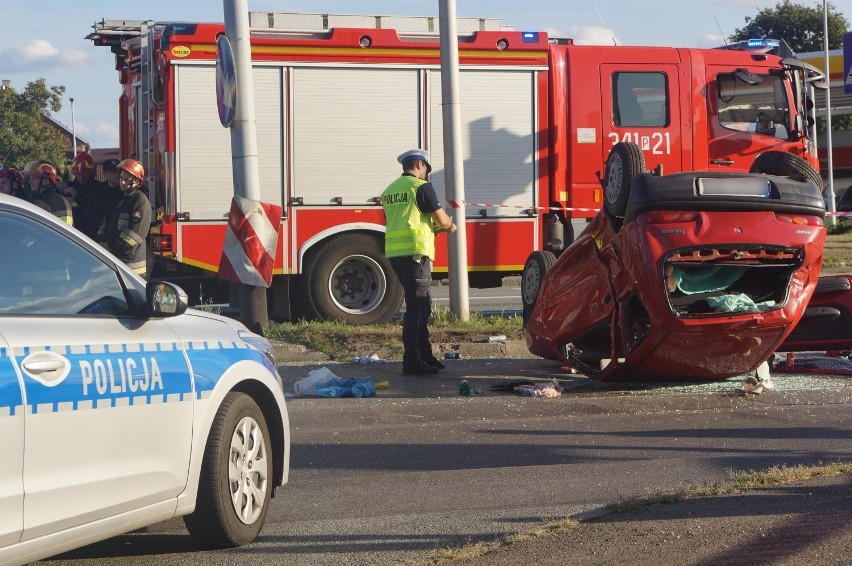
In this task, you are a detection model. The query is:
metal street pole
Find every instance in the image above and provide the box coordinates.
[70,97,77,156]
[223,0,268,332]
[823,0,837,226]
[438,0,470,321]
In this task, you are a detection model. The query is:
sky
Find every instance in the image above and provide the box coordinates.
[2,0,851,150]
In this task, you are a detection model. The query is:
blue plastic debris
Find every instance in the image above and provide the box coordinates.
[314,377,377,398]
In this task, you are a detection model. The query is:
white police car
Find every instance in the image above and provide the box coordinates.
[0,194,290,564]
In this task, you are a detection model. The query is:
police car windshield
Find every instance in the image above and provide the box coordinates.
[0,211,132,316]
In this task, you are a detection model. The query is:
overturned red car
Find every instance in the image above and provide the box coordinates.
[523,145,826,381]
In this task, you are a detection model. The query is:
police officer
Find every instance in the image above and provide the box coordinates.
[28,162,73,226]
[98,159,151,277]
[381,149,456,376]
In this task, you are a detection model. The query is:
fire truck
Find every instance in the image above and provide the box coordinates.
[87,12,824,324]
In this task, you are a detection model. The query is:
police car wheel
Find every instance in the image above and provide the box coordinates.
[184,392,273,548]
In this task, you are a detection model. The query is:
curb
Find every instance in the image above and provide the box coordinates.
[271,339,536,364]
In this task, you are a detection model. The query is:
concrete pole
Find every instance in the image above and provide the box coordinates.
[70,97,77,156]
[223,0,268,332]
[438,0,470,321]
[823,0,837,226]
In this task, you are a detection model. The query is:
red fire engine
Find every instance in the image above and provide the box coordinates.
[87,13,823,324]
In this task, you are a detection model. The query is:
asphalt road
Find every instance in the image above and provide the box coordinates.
[430,283,522,315]
[41,355,852,566]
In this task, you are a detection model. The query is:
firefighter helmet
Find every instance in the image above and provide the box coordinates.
[71,152,96,176]
[30,163,58,184]
[118,159,145,183]
[0,166,24,188]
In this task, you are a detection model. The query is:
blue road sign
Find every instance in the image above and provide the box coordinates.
[216,34,237,127]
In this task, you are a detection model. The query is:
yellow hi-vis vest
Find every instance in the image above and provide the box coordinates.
[381,175,435,260]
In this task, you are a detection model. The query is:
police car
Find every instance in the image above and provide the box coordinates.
[0,194,290,564]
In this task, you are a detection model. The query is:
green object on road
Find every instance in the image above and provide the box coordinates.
[458,379,471,396]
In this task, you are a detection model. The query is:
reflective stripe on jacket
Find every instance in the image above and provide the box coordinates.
[381,175,434,260]
[35,186,73,227]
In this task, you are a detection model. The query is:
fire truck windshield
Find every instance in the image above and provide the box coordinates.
[717,73,789,140]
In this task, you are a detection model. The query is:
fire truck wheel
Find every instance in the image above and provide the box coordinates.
[749,151,822,188]
[521,250,557,324]
[302,234,403,324]
[185,392,272,548]
[603,142,645,218]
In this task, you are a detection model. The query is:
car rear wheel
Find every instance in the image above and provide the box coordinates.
[185,392,272,548]
[604,142,645,217]
[749,151,822,188]
[522,250,557,323]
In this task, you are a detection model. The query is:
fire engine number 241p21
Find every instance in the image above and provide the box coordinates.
[87,12,825,324]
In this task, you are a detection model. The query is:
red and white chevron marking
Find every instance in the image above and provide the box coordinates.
[218,196,282,288]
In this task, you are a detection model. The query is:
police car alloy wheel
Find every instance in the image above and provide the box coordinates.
[184,392,273,547]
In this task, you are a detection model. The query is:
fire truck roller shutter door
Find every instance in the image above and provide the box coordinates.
[300,233,403,324]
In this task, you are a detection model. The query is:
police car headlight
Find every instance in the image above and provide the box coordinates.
[239,331,277,368]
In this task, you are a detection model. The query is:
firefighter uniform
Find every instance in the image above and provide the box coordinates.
[98,187,151,276]
[34,185,73,227]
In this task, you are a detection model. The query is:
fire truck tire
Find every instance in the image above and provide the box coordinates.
[749,151,822,188]
[521,250,557,324]
[302,234,403,324]
[604,142,645,217]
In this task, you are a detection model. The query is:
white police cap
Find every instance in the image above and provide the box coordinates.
[397,148,430,165]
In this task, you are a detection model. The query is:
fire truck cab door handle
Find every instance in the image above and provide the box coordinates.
[711,159,735,165]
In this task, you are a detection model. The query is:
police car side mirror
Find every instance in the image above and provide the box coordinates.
[146,281,188,318]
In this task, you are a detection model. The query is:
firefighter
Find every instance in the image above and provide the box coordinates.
[381,148,456,376]
[79,158,122,240]
[28,162,73,226]
[67,152,103,230]
[0,166,26,199]
[98,159,151,277]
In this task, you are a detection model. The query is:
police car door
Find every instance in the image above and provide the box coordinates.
[0,333,24,547]
[0,209,193,536]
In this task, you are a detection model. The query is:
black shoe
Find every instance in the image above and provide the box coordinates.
[402,362,439,376]
[424,356,445,370]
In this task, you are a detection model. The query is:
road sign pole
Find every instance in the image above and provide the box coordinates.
[222,0,268,332]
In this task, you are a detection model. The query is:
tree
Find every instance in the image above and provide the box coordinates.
[731,0,848,52]
[0,78,67,170]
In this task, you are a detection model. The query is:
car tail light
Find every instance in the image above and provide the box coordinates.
[644,211,699,224]
[774,214,824,227]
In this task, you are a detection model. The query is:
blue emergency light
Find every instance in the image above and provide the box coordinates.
[522,32,540,43]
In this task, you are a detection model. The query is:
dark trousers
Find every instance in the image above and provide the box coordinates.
[390,256,433,365]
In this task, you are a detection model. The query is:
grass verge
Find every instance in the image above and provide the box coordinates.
[265,308,524,361]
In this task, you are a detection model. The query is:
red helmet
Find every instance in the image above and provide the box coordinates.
[30,163,58,184]
[118,159,145,183]
[8,168,24,187]
[71,152,96,176]
[0,167,24,188]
